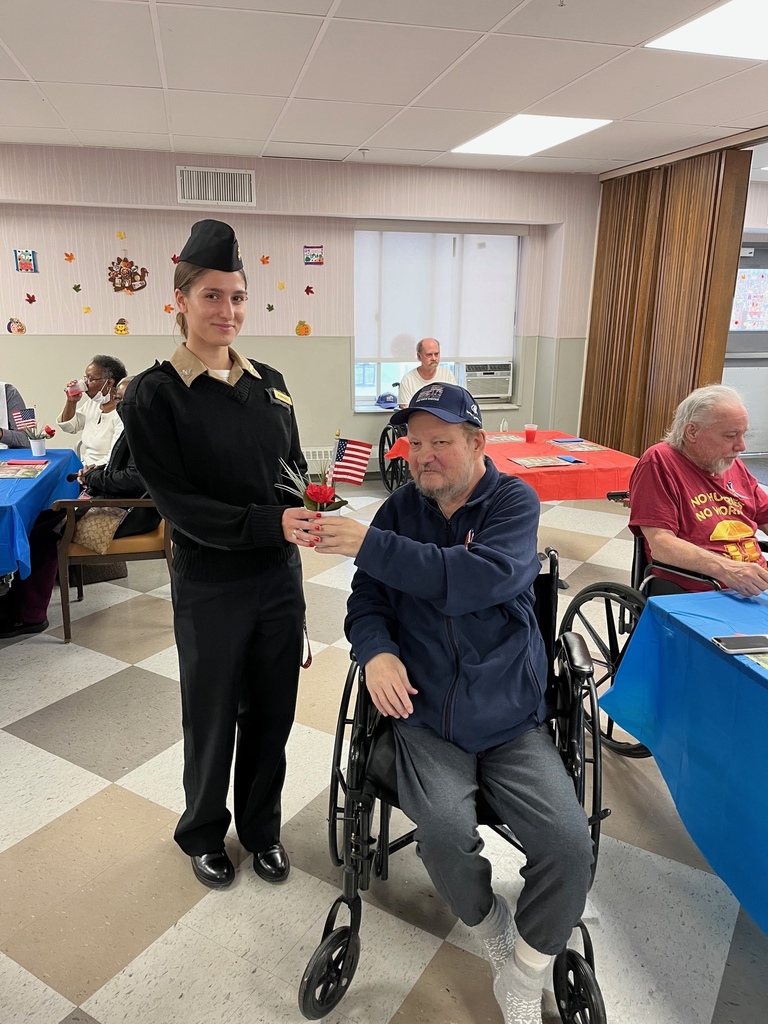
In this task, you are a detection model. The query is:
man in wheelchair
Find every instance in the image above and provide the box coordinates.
[312,383,593,1024]
[629,384,768,597]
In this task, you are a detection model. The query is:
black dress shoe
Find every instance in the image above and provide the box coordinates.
[253,842,290,883]
[0,618,49,639]
[190,850,235,889]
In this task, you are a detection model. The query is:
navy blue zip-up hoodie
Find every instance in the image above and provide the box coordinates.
[345,459,546,753]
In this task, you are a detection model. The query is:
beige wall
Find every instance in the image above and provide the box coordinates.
[0,144,600,440]
[2,334,551,454]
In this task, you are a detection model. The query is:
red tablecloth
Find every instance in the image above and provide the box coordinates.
[485,430,637,502]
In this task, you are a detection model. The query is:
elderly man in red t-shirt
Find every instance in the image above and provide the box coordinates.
[629,384,768,597]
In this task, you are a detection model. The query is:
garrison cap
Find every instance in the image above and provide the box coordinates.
[178,220,243,272]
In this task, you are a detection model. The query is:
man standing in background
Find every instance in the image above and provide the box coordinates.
[397,338,456,407]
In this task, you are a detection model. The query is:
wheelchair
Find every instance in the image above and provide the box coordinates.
[558,491,726,758]
[377,422,410,493]
[299,549,610,1023]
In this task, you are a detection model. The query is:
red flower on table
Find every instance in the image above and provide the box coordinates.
[305,483,336,506]
[43,425,56,438]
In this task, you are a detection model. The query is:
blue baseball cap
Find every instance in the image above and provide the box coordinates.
[390,382,483,428]
[376,392,398,409]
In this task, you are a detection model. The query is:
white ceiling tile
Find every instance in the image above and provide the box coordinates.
[263,141,355,159]
[632,63,768,127]
[367,107,509,151]
[505,156,627,175]
[425,152,514,170]
[0,126,78,146]
[0,49,24,80]
[159,7,321,95]
[1,0,161,87]
[541,120,731,161]
[173,137,266,157]
[335,0,526,32]
[498,0,719,46]
[415,34,625,113]
[0,82,66,128]
[345,148,443,165]
[271,99,400,145]
[0,0,766,175]
[169,92,285,140]
[728,110,768,130]
[296,21,481,104]
[157,0,332,10]
[527,48,757,121]
[39,84,167,133]
[72,130,171,151]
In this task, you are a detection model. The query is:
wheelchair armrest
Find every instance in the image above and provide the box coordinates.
[557,631,594,679]
[642,560,723,592]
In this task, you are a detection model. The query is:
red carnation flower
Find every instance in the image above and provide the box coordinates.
[305,483,336,505]
[43,425,56,437]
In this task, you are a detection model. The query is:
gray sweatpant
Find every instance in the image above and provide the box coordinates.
[393,722,593,955]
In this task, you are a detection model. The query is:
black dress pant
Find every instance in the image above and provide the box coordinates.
[171,553,305,856]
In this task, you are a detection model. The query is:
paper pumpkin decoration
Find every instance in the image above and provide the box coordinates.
[7,317,26,334]
[295,320,311,336]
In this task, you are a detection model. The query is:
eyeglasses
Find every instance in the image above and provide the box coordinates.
[84,375,106,383]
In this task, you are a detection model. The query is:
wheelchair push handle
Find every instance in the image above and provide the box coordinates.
[606,490,629,504]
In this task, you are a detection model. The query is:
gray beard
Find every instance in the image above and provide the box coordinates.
[414,467,474,507]
[709,457,736,476]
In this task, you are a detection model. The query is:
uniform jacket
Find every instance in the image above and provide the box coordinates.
[345,459,546,753]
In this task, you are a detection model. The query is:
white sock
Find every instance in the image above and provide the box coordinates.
[495,953,548,1024]
[474,894,516,975]
[515,935,552,973]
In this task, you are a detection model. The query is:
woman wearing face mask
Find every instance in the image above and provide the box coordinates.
[57,355,127,465]
[0,376,156,639]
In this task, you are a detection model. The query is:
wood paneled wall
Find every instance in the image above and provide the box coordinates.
[581,148,751,455]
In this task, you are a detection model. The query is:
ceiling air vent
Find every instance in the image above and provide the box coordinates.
[176,165,256,206]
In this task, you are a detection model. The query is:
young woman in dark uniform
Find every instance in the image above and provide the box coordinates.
[122,220,317,889]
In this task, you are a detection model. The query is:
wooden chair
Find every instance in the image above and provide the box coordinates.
[52,497,172,643]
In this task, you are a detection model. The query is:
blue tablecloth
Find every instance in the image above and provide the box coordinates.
[0,449,81,578]
[602,590,768,933]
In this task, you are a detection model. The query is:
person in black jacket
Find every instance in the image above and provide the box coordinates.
[0,376,155,638]
[78,376,160,538]
[120,220,316,892]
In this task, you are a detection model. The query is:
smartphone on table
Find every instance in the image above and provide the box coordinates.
[711,635,768,655]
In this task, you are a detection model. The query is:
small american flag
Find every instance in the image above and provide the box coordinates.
[12,408,37,431]
[329,438,373,486]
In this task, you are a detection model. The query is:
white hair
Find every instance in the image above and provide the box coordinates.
[664,384,745,450]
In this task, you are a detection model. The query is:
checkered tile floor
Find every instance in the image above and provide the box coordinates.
[1,482,765,1024]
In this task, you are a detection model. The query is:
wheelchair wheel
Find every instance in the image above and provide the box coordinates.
[559,582,650,758]
[378,424,408,493]
[298,926,361,1020]
[553,948,607,1024]
[328,664,358,867]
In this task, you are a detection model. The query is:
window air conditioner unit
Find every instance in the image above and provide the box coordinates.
[464,363,513,400]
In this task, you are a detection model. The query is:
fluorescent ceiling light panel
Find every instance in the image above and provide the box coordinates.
[451,114,611,156]
[646,0,768,60]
